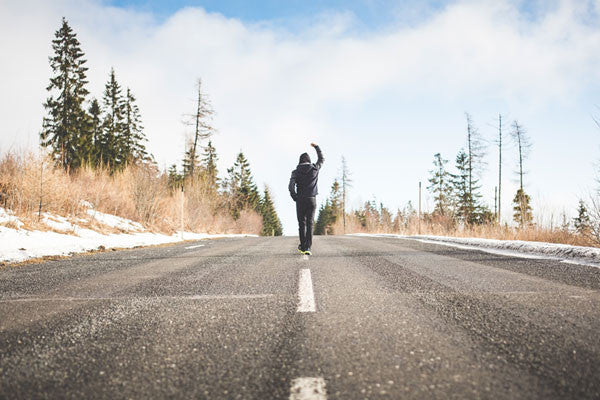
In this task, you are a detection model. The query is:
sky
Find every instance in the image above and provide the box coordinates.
[2,0,600,235]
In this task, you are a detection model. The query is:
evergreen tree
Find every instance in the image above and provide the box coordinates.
[451,149,475,223]
[330,179,342,216]
[465,113,487,197]
[314,201,333,235]
[182,144,201,178]
[183,79,214,177]
[511,121,533,227]
[41,17,90,170]
[314,180,342,235]
[452,145,493,225]
[122,87,150,164]
[226,152,260,218]
[427,153,453,216]
[574,200,591,236]
[87,98,102,166]
[202,140,219,191]
[100,68,125,170]
[260,186,283,236]
[168,164,183,189]
[512,188,533,227]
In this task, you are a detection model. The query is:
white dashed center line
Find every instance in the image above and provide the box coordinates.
[297,268,316,313]
[289,377,327,400]
[185,244,205,249]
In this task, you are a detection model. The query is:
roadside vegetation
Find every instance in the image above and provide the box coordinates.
[0,17,283,236]
[316,114,600,248]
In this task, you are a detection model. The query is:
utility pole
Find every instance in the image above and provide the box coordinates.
[418,181,421,235]
[498,114,502,224]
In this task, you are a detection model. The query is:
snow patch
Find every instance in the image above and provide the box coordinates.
[0,207,23,228]
[86,209,144,232]
[351,233,600,268]
[0,207,256,264]
[41,213,79,233]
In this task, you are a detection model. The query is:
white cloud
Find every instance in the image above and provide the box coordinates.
[2,0,600,233]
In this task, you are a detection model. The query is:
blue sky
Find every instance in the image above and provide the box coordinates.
[105,0,562,27]
[106,0,448,26]
[2,0,600,234]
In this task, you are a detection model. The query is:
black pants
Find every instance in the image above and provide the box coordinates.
[296,197,316,251]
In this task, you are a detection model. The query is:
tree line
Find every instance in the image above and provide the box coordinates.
[426,113,532,228]
[41,18,150,171]
[315,112,535,235]
[40,18,282,236]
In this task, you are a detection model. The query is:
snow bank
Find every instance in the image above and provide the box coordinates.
[0,207,256,264]
[86,209,144,232]
[350,233,600,268]
[0,207,23,228]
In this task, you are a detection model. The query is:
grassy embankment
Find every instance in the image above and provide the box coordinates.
[0,152,262,235]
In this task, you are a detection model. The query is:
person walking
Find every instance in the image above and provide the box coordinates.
[289,143,324,255]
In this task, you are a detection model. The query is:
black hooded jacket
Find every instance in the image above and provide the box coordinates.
[288,145,324,201]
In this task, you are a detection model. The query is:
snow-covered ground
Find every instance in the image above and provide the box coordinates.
[351,233,600,268]
[0,206,256,264]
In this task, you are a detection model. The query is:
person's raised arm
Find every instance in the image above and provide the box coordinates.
[288,170,298,201]
[311,143,324,170]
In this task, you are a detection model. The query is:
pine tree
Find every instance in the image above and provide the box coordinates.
[511,121,533,227]
[182,145,201,178]
[465,113,486,197]
[168,164,183,189]
[512,189,533,226]
[314,180,343,235]
[314,201,333,235]
[122,87,150,164]
[329,179,342,218]
[260,186,283,236]
[100,68,125,170]
[41,17,90,170]
[451,149,476,224]
[183,79,214,178]
[574,200,591,236]
[87,98,102,166]
[202,140,219,191]
[427,153,453,216]
[226,152,260,218]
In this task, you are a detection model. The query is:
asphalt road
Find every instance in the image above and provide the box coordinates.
[1,235,600,399]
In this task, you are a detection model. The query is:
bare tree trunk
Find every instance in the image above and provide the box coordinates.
[191,79,202,176]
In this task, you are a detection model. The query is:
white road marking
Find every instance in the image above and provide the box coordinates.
[185,244,205,249]
[297,268,316,312]
[302,254,309,261]
[289,377,327,400]
[0,294,274,302]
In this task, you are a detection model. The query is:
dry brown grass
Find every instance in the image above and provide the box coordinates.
[327,210,597,248]
[0,152,262,235]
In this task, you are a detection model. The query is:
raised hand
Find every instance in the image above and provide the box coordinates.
[310,142,317,147]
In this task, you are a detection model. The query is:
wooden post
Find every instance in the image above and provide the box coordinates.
[418,181,421,235]
[494,186,498,223]
[180,186,184,240]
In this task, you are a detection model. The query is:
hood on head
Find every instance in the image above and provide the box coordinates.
[299,153,311,164]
